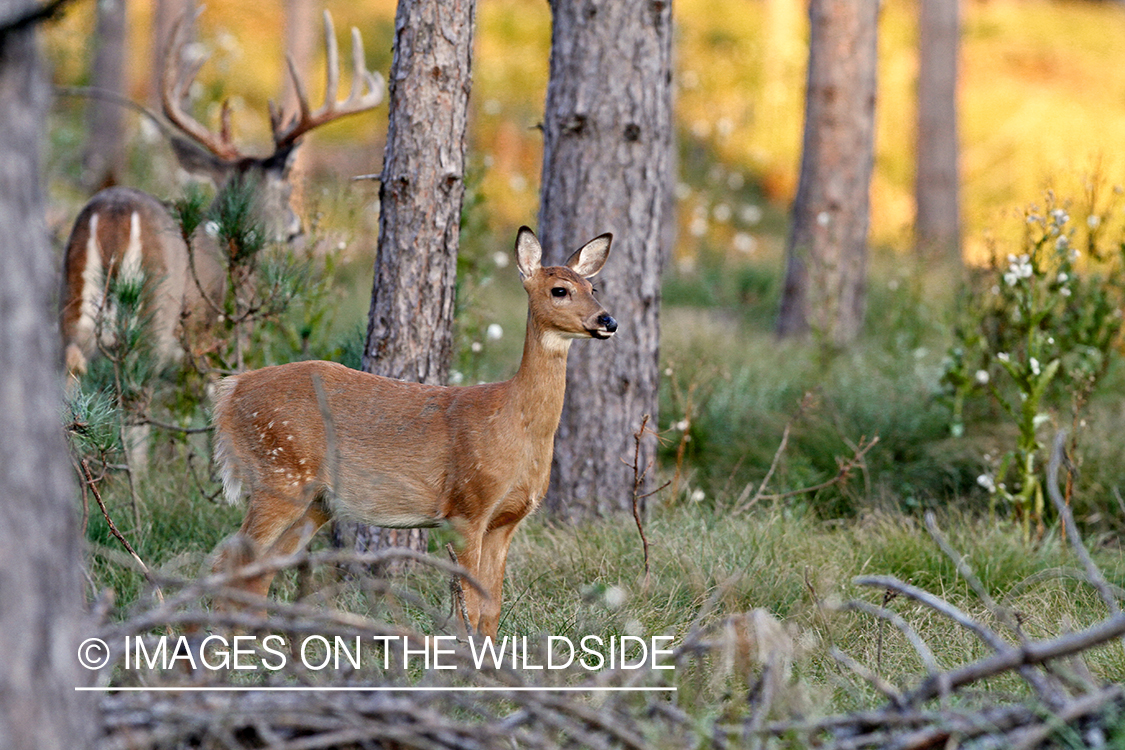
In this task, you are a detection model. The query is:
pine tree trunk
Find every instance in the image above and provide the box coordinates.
[339,0,476,563]
[776,0,878,347]
[0,5,94,746]
[915,0,960,265]
[82,0,127,189]
[538,0,673,520]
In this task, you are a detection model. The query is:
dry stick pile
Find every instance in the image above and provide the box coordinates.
[90,433,1124,749]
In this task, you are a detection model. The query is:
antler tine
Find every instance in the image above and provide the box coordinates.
[272,10,385,150]
[322,10,339,112]
[161,6,241,162]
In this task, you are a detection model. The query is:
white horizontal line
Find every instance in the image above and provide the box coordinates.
[76,686,676,693]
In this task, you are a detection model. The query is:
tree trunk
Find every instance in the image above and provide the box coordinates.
[82,0,128,189]
[538,0,673,520]
[0,5,94,747]
[338,0,476,563]
[915,0,960,265]
[776,0,878,347]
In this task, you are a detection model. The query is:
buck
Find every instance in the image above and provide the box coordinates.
[210,227,616,637]
[59,8,384,382]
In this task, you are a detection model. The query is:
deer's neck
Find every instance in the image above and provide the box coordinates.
[508,313,571,436]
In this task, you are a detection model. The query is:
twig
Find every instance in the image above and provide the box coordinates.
[854,573,1062,706]
[828,646,905,708]
[628,414,667,587]
[756,435,879,505]
[81,459,149,576]
[1047,430,1121,618]
[446,542,473,637]
[734,391,814,514]
[845,599,938,677]
[906,611,1125,705]
[140,416,213,434]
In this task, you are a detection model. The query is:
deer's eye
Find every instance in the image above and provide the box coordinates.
[551,287,568,298]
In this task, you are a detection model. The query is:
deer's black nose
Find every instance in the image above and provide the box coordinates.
[599,314,618,333]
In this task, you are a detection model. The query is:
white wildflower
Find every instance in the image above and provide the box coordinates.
[604,586,627,610]
[997,352,1010,363]
[1056,235,1069,251]
[486,323,503,341]
[975,370,990,385]
[1057,272,1068,283]
[470,341,482,353]
[1030,357,1041,376]
[977,474,996,493]
[1051,208,1069,226]
[740,204,763,225]
[1004,254,1032,286]
[689,488,706,503]
[733,232,757,254]
[713,203,732,223]
[1060,287,1072,297]
[1088,214,1101,229]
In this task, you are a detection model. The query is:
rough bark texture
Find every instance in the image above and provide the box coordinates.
[82,0,127,189]
[0,7,94,748]
[915,0,961,265]
[538,0,673,520]
[776,0,877,346]
[342,0,475,559]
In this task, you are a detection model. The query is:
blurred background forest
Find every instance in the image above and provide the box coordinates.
[35,0,1125,741]
[44,0,1125,261]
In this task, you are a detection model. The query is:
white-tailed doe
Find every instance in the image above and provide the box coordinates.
[210,227,616,637]
[59,8,384,381]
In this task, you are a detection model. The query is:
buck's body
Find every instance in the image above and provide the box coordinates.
[58,9,382,383]
[210,228,615,637]
[59,186,222,378]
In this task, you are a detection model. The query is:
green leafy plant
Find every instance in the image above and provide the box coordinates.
[943,193,1125,537]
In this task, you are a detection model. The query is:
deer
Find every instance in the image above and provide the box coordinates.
[209,227,616,638]
[58,7,384,384]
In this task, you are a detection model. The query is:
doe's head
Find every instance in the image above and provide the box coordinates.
[515,226,617,341]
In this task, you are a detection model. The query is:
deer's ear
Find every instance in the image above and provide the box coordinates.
[515,226,542,279]
[565,233,612,278]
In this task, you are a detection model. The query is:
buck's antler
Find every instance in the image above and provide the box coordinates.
[160,7,242,162]
[160,8,383,163]
[269,10,385,150]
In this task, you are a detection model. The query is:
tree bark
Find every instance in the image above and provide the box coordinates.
[776,0,878,347]
[0,5,95,747]
[915,0,961,265]
[340,0,476,561]
[82,0,127,190]
[538,0,673,520]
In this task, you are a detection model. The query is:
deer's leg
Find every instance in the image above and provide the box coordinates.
[450,520,486,637]
[475,521,521,638]
[213,492,329,607]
